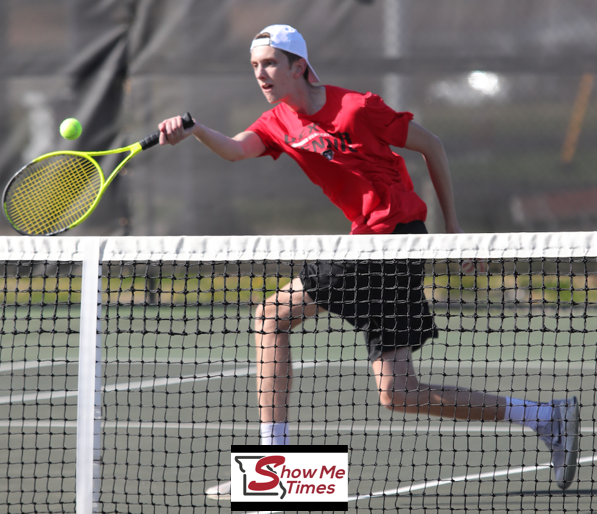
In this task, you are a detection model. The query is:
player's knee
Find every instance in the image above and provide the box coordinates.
[254,303,265,324]
[378,387,410,411]
[254,302,291,335]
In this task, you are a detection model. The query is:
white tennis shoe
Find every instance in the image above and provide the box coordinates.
[205,480,231,500]
[538,397,580,490]
[207,400,580,498]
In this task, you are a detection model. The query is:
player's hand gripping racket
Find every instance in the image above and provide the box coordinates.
[3,112,194,236]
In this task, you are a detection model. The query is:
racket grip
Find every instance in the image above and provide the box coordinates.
[140,112,195,150]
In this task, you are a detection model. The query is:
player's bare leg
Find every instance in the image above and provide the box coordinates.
[205,278,317,499]
[372,345,579,489]
[254,277,319,424]
[372,346,506,421]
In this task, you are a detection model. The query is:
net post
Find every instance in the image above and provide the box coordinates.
[93,256,102,513]
[76,237,102,514]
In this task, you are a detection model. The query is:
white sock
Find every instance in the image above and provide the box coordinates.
[503,397,553,434]
[260,422,289,445]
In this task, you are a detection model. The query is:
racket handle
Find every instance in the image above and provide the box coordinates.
[139,112,195,150]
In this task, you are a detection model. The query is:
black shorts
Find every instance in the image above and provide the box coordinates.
[299,220,437,361]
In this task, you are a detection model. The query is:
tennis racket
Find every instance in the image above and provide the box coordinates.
[3,112,194,236]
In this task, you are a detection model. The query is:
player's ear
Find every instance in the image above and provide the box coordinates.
[294,58,307,79]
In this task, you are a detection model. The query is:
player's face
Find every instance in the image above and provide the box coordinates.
[250,46,297,104]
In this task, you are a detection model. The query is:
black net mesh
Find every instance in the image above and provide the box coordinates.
[3,238,596,513]
[0,261,80,511]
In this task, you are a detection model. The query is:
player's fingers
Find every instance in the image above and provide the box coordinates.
[168,120,185,145]
[171,118,187,139]
[462,259,487,274]
[158,116,194,146]
[172,116,195,141]
[165,119,177,134]
[174,116,194,137]
[158,120,177,146]
[159,118,174,133]
[159,130,175,146]
[462,259,474,274]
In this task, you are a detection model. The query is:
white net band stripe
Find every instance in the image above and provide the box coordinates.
[1,232,597,262]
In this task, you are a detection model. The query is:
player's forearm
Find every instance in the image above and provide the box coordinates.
[159,115,263,160]
[192,124,247,162]
[404,122,461,233]
[421,138,461,233]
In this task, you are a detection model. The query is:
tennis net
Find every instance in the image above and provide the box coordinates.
[0,233,596,513]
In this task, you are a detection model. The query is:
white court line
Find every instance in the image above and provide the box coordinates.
[0,365,255,404]
[0,358,218,374]
[1,356,594,404]
[0,360,338,404]
[243,454,597,514]
[0,361,332,404]
[2,358,592,374]
[0,360,69,373]
[126,359,593,372]
[3,419,597,437]
[108,359,591,372]
[417,361,596,372]
[349,454,597,501]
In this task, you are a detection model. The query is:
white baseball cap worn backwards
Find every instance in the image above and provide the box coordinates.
[250,24,320,84]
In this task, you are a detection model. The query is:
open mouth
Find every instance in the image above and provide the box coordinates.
[262,84,273,92]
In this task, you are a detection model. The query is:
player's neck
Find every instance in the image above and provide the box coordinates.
[284,83,326,116]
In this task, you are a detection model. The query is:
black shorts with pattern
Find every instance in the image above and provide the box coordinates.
[299,221,437,361]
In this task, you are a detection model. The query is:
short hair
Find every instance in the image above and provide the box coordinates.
[253,32,310,81]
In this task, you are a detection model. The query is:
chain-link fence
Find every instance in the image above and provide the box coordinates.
[0,0,595,236]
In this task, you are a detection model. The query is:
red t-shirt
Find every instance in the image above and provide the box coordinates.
[246,85,427,234]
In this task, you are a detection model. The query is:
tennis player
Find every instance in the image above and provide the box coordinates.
[159,24,580,496]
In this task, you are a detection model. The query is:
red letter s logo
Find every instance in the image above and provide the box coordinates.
[248,456,286,491]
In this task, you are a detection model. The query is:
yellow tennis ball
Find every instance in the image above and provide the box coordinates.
[60,118,82,140]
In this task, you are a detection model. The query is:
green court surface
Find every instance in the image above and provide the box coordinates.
[1,305,596,513]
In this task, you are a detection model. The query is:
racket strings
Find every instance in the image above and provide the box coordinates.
[5,155,102,235]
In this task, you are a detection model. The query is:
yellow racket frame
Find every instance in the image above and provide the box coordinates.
[3,142,142,236]
[3,111,193,236]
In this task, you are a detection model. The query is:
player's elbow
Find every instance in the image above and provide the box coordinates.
[422,133,444,157]
[223,142,252,162]
[378,389,409,412]
[405,122,446,157]
[221,148,248,162]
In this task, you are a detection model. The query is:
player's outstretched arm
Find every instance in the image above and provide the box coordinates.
[159,115,266,162]
[405,121,486,273]
[404,121,461,234]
